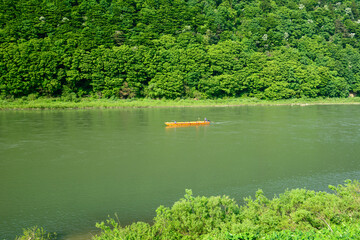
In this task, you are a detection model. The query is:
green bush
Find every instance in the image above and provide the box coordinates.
[93,180,360,240]
[15,226,56,240]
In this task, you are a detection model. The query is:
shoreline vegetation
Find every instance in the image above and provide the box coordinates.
[16,180,360,240]
[3,0,360,104]
[2,97,360,110]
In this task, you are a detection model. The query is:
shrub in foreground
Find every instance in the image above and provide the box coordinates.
[15,226,56,240]
[94,180,360,239]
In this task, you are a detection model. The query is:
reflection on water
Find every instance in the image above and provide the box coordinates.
[64,231,98,240]
[1,105,360,239]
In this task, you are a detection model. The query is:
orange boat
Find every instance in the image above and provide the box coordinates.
[165,120,210,127]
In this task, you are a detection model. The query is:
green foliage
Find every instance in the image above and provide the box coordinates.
[2,0,360,100]
[2,97,360,110]
[93,180,360,240]
[147,71,185,99]
[15,226,56,240]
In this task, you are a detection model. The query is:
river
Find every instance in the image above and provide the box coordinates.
[1,105,360,239]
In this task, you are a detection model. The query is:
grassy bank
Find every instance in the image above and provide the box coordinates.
[2,97,360,110]
[15,180,360,240]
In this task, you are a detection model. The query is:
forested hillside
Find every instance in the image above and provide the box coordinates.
[1,0,360,100]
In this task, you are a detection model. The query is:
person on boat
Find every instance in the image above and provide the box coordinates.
[204,117,207,122]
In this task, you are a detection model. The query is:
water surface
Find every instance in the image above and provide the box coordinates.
[1,105,360,239]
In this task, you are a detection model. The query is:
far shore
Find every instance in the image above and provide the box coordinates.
[1,97,360,110]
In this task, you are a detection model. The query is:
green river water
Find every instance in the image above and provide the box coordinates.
[1,105,360,239]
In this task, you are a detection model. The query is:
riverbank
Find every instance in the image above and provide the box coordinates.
[93,180,360,240]
[16,180,360,240]
[2,97,360,110]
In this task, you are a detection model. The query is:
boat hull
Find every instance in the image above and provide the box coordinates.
[165,121,210,127]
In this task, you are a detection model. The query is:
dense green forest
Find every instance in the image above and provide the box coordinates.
[1,0,360,100]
